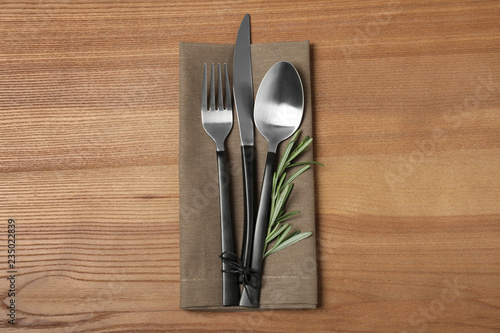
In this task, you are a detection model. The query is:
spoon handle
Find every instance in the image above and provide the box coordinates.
[239,151,276,308]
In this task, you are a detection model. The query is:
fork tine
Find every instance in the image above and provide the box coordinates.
[201,63,207,111]
[210,63,215,111]
[217,63,223,111]
[224,63,232,111]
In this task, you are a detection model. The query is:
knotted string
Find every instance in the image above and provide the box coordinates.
[219,251,261,305]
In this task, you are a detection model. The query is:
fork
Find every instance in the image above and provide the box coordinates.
[201,63,240,306]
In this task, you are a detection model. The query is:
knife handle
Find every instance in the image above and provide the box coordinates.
[240,145,256,269]
[240,151,276,308]
[216,150,240,306]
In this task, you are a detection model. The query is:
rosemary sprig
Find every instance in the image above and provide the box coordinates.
[263,130,323,258]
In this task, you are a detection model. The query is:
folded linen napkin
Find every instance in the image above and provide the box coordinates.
[179,41,317,310]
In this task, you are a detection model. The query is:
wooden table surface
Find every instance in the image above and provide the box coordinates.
[1,1,499,332]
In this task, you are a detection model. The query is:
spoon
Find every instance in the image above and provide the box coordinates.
[239,61,304,308]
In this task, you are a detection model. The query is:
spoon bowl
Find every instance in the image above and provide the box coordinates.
[254,61,304,152]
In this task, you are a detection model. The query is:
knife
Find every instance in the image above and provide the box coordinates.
[233,14,255,275]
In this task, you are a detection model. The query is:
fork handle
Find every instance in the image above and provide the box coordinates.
[240,145,255,269]
[216,150,240,306]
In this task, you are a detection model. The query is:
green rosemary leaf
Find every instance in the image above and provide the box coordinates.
[265,223,290,244]
[269,173,278,226]
[276,172,287,196]
[276,130,301,177]
[268,206,286,234]
[275,210,300,224]
[288,137,313,162]
[282,165,310,189]
[267,218,280,236]
[264,224,292,257]
[264,232,313,257]
[271,184,293,224]
[272,172,278,193]
[287,230,301,239]
[287,161,325,168]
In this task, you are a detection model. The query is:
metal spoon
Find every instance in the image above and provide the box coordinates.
[239,61,304,308]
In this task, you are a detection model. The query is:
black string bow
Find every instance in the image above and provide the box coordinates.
[219,251,261,304]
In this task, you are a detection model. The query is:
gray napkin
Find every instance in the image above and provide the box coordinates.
[179,41,317,310]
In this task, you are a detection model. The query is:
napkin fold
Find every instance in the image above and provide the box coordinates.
[179,41,317,310]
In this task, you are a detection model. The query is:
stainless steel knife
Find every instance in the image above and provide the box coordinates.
[233,14,255,274]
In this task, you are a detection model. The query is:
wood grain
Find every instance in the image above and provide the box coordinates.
[1,0,499,332]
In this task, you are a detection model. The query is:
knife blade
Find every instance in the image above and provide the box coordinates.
[234,14,254,145]
[233,14,255,274]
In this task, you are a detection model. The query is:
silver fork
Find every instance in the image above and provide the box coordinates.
[201,63,240,306]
